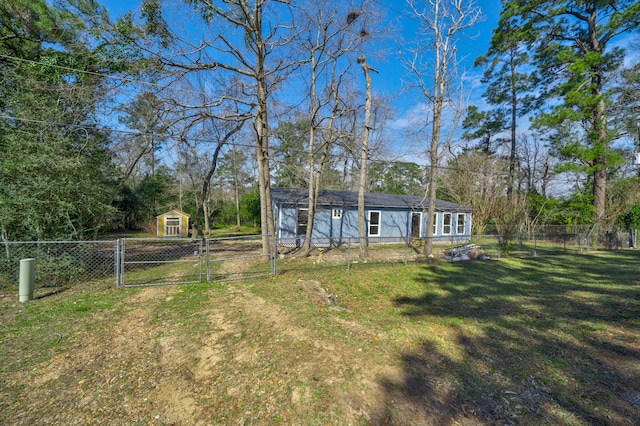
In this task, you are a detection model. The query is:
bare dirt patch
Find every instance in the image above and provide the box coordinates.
[3,282,401,425]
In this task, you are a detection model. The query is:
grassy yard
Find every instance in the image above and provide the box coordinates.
[1,251,639,425]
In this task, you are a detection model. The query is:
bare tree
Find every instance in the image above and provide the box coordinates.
[404,0,481,257]
[519,133,552,198]
[179,120,245,238]
[293,0,370,256]
[357,55,377,259]
[440,150,509,235]
[139,0,297,253]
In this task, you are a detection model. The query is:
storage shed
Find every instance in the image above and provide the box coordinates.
[156,210,190,237]
[272,187,472,246]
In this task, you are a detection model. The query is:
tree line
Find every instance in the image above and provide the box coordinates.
[1,0,640,256]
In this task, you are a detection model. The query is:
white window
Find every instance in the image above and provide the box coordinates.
[457,214,465,234]
[297,209,308,235]
[332,209,342,219]
[368,211,381,236]
[411,212,422,238]
[432,213,437,235]
[442,213,452,235]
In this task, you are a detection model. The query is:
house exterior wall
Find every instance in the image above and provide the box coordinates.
[275,204,471,245]
[427,211,472,244]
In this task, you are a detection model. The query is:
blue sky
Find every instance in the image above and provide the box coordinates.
[101,0,501,116]
[372,1,501,99]
[99,0,502,164]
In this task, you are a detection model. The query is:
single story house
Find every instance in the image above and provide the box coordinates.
[272,187,472,246]
[156,209,190,237]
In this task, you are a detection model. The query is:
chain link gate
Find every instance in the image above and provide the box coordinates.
[117,235,274,287]
[118,238,204,287]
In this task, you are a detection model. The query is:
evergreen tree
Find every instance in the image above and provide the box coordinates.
[499,0,640,219]
[475,9,538,203]
[0,0,119,240]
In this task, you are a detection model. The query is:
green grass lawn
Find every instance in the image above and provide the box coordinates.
[1,251,639,425]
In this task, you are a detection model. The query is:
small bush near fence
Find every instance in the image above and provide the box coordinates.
[0,241,117,293]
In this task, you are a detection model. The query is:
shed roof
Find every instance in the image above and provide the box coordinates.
[157,209,191,218]
[271,187,470,212]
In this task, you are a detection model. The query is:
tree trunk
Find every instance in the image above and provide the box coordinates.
[231,145,241,228]
[589,8,607,220]
[301,122,317,257]
[507,52,517,205]
[423,98,441,257]
[301,53,319,257]
[358,55,374,259]
[203,201,210,234]
[253,3,275,255]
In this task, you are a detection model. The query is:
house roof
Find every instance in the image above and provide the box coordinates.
[157,209,191,218]
[271,187,470,212]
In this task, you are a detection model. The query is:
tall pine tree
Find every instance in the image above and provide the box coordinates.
[498,1,640,219]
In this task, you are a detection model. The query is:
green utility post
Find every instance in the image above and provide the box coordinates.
[19,258,35,302]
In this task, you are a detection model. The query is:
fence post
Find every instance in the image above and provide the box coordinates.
[404,237,408,265]
[121,238,126,287]
[198,238,203,282]
[114,239,120,287]
[205,238,210,281]
[272,234,278,276]
[347,238,351,270]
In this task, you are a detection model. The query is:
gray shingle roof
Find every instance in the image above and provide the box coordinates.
[271,187,470,212]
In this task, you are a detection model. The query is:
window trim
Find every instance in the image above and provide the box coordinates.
[411,212,422,238]
[432,212,437,236]
[457,214,465,234]
[368,210,381,236]
[297,208,309,236]
[442,212,452,235]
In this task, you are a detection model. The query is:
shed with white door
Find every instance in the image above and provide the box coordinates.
[156,209,190,237]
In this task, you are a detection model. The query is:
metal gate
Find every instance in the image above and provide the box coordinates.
[118,238,203,287]
[117,235,274,287]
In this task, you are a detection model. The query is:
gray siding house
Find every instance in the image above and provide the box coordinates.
[272,187,472,246]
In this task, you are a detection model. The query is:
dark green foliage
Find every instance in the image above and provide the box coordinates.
[525,190,559,223]
[369,161,424,196]
[240,190,261,226]
[619,204,640,229]
[213,199,239,226]
[0,0,128,240]
[556,190,595,226]
[272,120,310,188]
[461,106,507,154]
[118,168,180,229]
[615,61,640,139]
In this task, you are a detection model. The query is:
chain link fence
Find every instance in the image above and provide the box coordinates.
[276,227,638,270]
[1,227,636,295]
[0,236,275,293]
[0,240,117,294]
[471,225,636,258]
[119,235,272,287]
